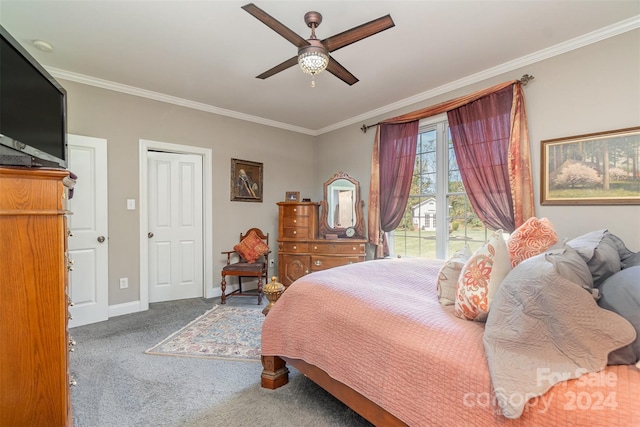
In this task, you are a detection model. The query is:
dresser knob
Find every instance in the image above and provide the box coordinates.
[314,260,322,266]
[293,245,297,250]
[293,230,297,234]
[293,219,297,223]
[293,208,297,212]
[352,247,356,250]
[313,246,317,250]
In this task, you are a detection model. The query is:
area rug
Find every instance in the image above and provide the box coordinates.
[145,305,264,362]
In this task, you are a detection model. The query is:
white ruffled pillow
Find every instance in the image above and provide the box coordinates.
[436,246,472,306]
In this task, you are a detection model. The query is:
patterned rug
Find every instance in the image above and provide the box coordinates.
[145,305,264,362]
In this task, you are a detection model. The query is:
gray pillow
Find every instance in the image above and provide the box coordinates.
[567,229,621,287]
[622,251,640,269]
[545,246,593,291]
[598,266,640,365]
[606,232,635,261]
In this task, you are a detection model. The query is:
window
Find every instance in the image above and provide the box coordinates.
[390,117,488,259]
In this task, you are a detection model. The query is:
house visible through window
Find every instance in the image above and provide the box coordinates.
[390,117,489,259]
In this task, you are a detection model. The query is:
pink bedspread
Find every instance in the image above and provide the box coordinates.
[262,258,640,426]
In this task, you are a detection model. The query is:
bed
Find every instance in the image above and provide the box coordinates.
[261,230,640,426]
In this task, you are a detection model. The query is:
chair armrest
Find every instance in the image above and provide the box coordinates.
[221,250,238,265]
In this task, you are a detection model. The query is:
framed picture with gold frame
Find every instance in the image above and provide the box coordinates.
[541,126,640,205]
[231,158,263,202]
[285,191,300,202]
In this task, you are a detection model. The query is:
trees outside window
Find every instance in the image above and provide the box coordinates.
[391,118,488,259]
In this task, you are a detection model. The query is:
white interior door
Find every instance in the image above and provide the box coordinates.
[148,152,203,303]
[67,134,109,328]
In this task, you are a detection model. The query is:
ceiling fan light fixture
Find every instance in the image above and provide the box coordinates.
[298,43,329,76]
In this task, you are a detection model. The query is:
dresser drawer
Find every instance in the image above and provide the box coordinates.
[310,255,362,271]
[280,242,309,253]
[282,227,311,239]
[310,241,366,255]
[280,204,315,217]
[282,216,311,228]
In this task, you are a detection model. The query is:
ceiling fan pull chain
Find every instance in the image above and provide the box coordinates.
[311,75,316,88]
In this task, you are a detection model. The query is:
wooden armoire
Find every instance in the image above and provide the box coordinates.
[277,201,366,287]
[0,167,73,426]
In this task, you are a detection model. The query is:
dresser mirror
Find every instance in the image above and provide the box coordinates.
[319,171,365,238]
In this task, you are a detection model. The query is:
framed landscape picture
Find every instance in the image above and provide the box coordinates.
[541,127,640,205]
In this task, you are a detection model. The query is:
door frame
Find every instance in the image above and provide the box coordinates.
[139,139,213,311]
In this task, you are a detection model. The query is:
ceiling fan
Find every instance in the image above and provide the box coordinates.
[242,3,395,86]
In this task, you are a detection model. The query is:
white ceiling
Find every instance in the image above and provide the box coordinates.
[1,1,638,135]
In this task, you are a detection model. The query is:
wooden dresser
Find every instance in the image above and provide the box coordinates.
[277,202,366,287]
[0,167,73,427]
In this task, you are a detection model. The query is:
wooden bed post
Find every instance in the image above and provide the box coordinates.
[261,355,289,389]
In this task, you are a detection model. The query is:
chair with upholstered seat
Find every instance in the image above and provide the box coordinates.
[221,228,270,304]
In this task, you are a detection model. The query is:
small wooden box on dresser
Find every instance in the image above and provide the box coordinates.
[277,202,366,287]
[0,167,73,427]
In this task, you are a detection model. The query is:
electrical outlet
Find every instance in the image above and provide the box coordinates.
[269,259,275,267]
[119,277,128,289]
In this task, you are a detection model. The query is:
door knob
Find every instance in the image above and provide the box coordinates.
[97,236,105,243]
[148,232,154,238]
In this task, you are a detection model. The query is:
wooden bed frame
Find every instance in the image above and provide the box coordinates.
[261,355,408,427]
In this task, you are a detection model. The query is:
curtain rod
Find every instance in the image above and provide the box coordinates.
[360,74,535,133]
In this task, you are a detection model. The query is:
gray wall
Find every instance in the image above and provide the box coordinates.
[63,81,316,305]
[64,29,639,309]
[317,29,640,250]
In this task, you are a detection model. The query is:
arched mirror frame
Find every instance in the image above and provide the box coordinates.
[319,171,365,238]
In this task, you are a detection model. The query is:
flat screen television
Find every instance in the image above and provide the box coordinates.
[0,24,67,168]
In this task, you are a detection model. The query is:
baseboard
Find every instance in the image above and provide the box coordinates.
[207,286,223,299]
[108,300,142,318]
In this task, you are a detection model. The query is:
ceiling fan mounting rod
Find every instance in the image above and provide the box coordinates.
[304,11,322,29]
[304,11,322,39]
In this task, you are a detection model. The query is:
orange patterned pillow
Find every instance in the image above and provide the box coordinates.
[234,230,269,263]
[507,217,558,267]
[454,230,511,321]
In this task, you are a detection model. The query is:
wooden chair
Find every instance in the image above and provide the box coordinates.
[221,228,270,304]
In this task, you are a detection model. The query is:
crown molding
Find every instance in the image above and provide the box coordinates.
[318,15,640,135]
[48,68,317,136]
[47,15,638,137]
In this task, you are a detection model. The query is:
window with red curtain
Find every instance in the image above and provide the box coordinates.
[369,80,533,258]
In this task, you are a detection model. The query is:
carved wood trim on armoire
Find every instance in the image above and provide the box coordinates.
[0,167,73,426]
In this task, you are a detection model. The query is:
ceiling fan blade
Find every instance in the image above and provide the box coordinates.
[242,3,309,48]
[326,56,359,86]
[322,14,395,52]
[256,56,299,79]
